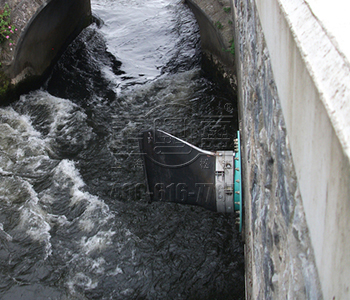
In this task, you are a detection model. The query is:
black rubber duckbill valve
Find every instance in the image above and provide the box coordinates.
[139,129,242,225]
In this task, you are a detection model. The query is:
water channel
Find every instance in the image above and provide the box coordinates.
[0,0,244,298]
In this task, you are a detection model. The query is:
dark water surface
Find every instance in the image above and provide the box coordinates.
[0,0,244,299]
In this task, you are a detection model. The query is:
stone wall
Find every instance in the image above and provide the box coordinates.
[232,0,323,298]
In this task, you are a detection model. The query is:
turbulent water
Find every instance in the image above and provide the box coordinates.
[0,0,244,299]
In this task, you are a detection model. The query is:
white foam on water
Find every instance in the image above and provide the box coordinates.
[52,159,114,232]
[0,167,12,176]
[48,103,90,140]
[78,197,114,232]
[0,107,40,136]
[11,156,118,296]
[90,257,106,274]
[107,266,123,276]
[0,174,52,258]
[65,248,111,295]
[0,108,47,161]
[16,180,52,259]
[47,213,70,226]
[80,229,116,255]
[67,272,99,292]
[120,288,135,296]
[40,158,119,294]
[0,222,13,241]
[0,91,113,266]
[15,91,94,155]
[53,159,85,192]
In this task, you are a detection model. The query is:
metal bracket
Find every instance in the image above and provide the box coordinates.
[215,151,234,213]
[234,131,242,232]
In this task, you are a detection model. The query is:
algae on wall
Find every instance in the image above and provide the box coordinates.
[0,2,18,97]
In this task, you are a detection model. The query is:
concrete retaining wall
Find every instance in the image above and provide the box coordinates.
[0,0,91,101]
[233,0,350,298]
[233,0,322,298]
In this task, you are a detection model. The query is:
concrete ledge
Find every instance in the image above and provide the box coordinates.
[255,0,350,298]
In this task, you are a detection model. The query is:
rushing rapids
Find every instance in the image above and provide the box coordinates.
[0,0,244,299]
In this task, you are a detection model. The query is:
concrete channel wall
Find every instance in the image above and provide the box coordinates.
[0,0,91,101]
[185,0,237,90]
[187,0,350,299]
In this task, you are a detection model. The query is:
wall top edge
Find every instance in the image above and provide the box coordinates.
[266,0,350,161]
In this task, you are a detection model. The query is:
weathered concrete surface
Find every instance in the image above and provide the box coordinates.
[0,0,91,101]
[185,0,237,90]
[0,0,45,66]
[304,0,350,61]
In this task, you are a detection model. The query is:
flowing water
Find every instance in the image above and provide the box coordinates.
[0,0,244,299]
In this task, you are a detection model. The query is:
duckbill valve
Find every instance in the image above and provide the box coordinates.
[139,129,242,231]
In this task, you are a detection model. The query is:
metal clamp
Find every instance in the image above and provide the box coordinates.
[234,131,242,232]
[215,151,234,213]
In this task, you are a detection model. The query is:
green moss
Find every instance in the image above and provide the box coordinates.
[228,39,235,56]
[0,70,10,97]
[215,21,223,30]
[223,7,231,13]
[223,39,235,56]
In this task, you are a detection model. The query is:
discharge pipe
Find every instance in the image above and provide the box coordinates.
[139,129,242,231]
